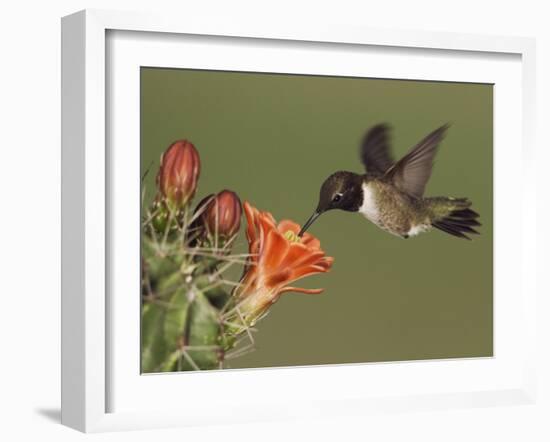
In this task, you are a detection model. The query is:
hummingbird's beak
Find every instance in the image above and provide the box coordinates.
[298,211,321,237]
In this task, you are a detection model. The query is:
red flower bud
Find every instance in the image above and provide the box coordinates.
[156,140,201,209]
[196,190,242,240]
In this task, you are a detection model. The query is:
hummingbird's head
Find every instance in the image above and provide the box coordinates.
[298,171,363,236]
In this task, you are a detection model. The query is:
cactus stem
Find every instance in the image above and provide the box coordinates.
[142,184,278,371]
[152,298,177,309]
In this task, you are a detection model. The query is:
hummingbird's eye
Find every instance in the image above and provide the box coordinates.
[332,193,343,202]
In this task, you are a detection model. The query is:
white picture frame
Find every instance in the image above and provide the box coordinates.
[61,9,538,433]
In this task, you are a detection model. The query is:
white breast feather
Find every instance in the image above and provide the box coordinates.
[407,224,431,237]
[358,183,380,224]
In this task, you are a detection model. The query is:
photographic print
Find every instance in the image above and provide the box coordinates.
[140,68,492,373]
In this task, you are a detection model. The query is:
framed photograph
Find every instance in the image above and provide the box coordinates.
[61,9,538,432]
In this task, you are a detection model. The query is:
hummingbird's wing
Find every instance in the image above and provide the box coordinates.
[359,124,394,177]
[384,125,449,198]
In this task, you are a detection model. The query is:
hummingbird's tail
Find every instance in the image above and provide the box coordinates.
[426,197,481,240]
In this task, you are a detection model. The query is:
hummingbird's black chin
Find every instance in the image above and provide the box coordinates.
[298,211,321,237]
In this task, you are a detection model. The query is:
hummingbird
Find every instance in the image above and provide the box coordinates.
[298,124,481,240]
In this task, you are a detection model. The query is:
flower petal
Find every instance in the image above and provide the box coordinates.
[300,233,321,250]
[263,211,277,225]
[279,243,326,269]
[316,256,334,270]
[247,238,261,262]
[258,211,277,232]
[288,264,331,282]
[234,270,259,299]
[243,201,258,244]
[264,268,292,288]
[277,219,301,235]
[261,229,290,271]
[279,286,324,295]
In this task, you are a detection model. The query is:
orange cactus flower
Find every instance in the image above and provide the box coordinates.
[231,201,334,326]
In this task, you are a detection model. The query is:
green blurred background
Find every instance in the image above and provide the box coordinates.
[141,67,493,369]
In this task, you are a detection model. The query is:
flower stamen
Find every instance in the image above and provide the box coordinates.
[283,230,301,243]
